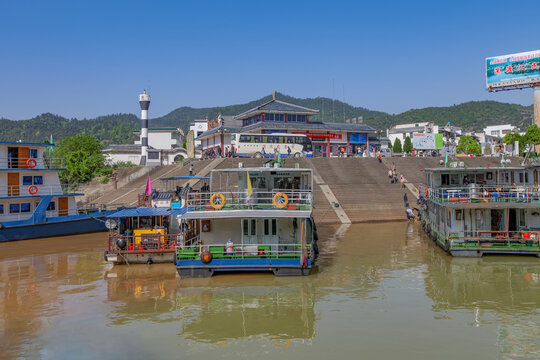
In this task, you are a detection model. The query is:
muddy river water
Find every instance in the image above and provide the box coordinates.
[1,222,539,359]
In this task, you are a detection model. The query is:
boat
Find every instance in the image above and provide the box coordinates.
[0,141,111,241]
[418,163,540,257]
[103,175,209,264]
[175,162,318,277]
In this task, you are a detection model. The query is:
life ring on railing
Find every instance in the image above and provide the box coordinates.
[27,158,37,168]
[210,193,226,210]
[273,192,289,209]
[28,185,38,195]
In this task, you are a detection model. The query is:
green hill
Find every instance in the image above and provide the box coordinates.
[0,95,533,145]
[369,101,533,133]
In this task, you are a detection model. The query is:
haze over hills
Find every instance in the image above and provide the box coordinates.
[0,93,533,144]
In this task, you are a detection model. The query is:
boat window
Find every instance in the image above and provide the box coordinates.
[441,174,449,186]
[21,203,31,213]
[450,174,459,185]
[264,219,269,235]
[243,219,248,235]
[30,149,38,158]
[250,219,256,236]
[10,204,20,213]
[33,176,43,185]
[272,219,277,235]
[47,201,55,211]
[0,204,3,214]
[23,176,33,185]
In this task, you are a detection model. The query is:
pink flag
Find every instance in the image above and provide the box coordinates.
[145,175,152,196]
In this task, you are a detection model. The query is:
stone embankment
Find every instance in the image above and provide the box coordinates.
[81,156,520,224]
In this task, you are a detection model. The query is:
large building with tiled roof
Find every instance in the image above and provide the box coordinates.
[197,91,377,157]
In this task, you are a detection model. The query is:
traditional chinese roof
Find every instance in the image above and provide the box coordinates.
[241,121,376,133]
[234,99,319,120]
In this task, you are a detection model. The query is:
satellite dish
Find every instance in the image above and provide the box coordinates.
[105,219,118,230]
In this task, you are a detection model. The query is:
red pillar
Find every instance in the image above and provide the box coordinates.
[284,113,288,123]
[347,132,350,155]
[220,133,224,155]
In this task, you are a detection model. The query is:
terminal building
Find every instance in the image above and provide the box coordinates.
[196,91,377,157]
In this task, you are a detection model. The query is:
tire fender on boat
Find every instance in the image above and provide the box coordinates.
[104,250,108,262]
[444,238,451,252]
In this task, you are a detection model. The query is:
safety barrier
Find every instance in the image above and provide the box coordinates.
[420,185,540,204]
[176,242,311,260]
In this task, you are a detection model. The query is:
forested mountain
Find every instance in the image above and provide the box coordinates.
[0,94,533,145]
[369,101,534,133]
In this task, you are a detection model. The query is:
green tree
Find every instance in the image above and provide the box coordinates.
[502,130,523,153]
[54,134,109,184]
[522,124,540,146]
[403,136,413,153]
[456,135,481,155]
[393,138,403,153]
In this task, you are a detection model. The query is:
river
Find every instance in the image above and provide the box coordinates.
[1,222,539,359]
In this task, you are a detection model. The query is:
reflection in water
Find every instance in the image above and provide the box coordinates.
[0,224,539,359]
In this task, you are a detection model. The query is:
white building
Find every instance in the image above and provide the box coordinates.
[103,127,186,166]
[387,122,462,148]
[189,119,209,148]
[483,124,519,138]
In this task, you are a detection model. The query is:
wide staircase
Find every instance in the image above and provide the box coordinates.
[307,158,411,223]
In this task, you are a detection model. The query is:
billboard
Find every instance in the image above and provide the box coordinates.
[412,133,435,150]
[486,50,540,91]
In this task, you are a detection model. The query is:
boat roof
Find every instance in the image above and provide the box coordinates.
[107,207,187,218]
[0,141,54,147]
[424,166,527,172]
[212,167,312,173]
[159,175,213,180]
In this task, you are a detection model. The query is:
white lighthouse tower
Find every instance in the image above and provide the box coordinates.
[139,90,151,165]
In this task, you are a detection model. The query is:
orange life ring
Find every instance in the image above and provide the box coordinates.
[27,158,37,168]
[210,193,226,210]
[28,185,38,195]
[273,192,289,209]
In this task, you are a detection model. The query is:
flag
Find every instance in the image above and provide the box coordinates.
[145,175,152,196]
[247,172,253,196]
[444,152,448,168]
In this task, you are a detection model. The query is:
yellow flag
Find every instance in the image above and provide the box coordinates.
[247,172,253,196]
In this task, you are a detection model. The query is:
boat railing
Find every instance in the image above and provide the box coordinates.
[108,233,183,253]
[0,183,83,197]
[447,230,540,249]
[176,241,311,260]
[185,189,312,212]
[1,157,65,169]
[0,207,80,221]
[421,185,540,204]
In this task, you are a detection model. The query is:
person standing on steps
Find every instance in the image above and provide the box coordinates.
[189,164,194,176]
[400,174,405,189]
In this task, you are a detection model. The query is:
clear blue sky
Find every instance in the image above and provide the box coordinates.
[1,0,538,120]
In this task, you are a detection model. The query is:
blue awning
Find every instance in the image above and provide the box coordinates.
[107,206,188,218]
[107,207,173,218]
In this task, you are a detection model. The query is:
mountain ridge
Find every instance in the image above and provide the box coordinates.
[0,93,533,144]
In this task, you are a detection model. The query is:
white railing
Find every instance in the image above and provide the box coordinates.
[185,189,312,212]
[176,242,311,260]
[0,157,65,169]
[0,184,82,197]
[422,185,540,204]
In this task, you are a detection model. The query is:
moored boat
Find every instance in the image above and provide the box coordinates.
[0,141,112,241]
[419,164,540,257]
[175,163,318,277]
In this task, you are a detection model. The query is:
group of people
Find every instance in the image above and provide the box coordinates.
[388,162,406,188]
[203,146,237,159]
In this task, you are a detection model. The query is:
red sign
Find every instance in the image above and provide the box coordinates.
[292,132,342,139]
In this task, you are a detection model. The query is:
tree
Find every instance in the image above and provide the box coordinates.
[522,124,540,146]
[403,136,413,153]
[393,138,403,153]
[54,134,109,184]
[502,130,523,153]
[456,135,481,155]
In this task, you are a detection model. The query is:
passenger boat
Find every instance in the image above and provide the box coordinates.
[0,142,110,241]
[175,163,318,277]
[419,164,540,257]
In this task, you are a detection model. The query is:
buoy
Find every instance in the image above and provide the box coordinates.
[26,158,37,168]
[273,192,289,209]
[200,250,213,264]
[210,193,226,210]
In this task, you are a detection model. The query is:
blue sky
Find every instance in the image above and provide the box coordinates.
[1,0,538,120]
